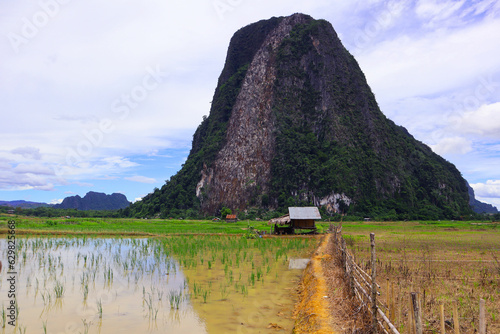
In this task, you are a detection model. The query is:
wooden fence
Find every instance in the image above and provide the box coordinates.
[330,224,489,334]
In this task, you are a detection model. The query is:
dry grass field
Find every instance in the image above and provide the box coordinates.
[341,221,500,333]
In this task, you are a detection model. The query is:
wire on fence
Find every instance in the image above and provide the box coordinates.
[332,225,400,334]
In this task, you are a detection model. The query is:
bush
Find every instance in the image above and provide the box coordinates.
[45,220,58,226]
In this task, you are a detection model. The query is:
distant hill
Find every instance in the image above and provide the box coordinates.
[54,192,130,211]
[0,200,51,209]
[467,183,498,214]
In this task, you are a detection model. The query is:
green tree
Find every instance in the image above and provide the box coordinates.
[220,207,232,217]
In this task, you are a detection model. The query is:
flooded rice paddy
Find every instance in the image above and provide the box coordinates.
[0,235,317,333]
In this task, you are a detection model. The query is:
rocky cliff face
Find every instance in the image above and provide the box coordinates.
[130,13,472,219]
[197,15,308,212]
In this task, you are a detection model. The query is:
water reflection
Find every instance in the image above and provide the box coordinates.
[0,235,315,333]
[0,237,207,334]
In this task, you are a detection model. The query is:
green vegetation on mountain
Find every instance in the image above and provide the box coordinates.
[269,19,470,219]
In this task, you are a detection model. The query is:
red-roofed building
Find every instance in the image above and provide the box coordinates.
[225,214,237,222]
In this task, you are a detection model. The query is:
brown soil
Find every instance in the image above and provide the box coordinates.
[293,234,372,333]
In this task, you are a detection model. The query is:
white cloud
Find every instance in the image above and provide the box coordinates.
[357,16,500,102]
[49,198,63,205]
[458,102,500,138]
[430,136,472,155]
[415,0,466,25]
[11,147,42,160]
[125,176,157,184]
[13,163,55,175]
[34,183,55,191]
[472,180,500,209]
[0,166,56,191]
[471,180,500,198]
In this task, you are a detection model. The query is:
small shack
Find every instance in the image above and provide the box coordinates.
[269,207,321,234]
[225,214,237,222]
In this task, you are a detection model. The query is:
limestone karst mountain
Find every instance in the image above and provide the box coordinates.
[129,13,472,219]
[54,191,130,211]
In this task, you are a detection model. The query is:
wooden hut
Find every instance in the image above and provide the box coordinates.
[225,214,237,222]
[269,207,321,234]
[289,207,321,230]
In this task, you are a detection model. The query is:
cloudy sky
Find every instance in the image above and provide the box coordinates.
[1,0,499,208]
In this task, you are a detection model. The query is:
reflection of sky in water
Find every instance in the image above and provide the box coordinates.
[0,237,207,334]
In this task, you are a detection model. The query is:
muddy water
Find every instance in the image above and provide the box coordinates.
[0,236,315,333]
[184,262,302,333]
[0,237,206,333]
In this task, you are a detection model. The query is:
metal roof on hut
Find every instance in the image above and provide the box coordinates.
[268,207,321,226]
[288,207,321,220]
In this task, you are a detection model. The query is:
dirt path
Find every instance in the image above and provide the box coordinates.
[293,233,371,333]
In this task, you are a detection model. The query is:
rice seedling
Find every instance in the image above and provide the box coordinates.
[219,284,228,300]
[240,284,248,297]
[144,293,153,313]
[202,289,210,304]
[82,283,89,302]
[42,319,48,334]
[248,272,255,286]
[54,280,65,298]
[169,289,183,310]
[256,268,263,281]
[96,299,103,319]
[81,318,91,334]
[1,306,6,328]
[103,265,113,285]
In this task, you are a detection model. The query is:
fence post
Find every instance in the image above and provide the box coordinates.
[479,298,486,334]
[440,303,445,334]
[348,256,355,297]
[386,279,390,308]
[342,238,347,273]
[409,293,415,334]
[332,226,337,258]
[411,292,423,334]
[452,300,460,334]
[370,233,377,334]
[390,282,396,323]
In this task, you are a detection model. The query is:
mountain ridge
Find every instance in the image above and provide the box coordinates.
[0,200,51,209]
[53,192,130,211]
[467,183,498,214]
